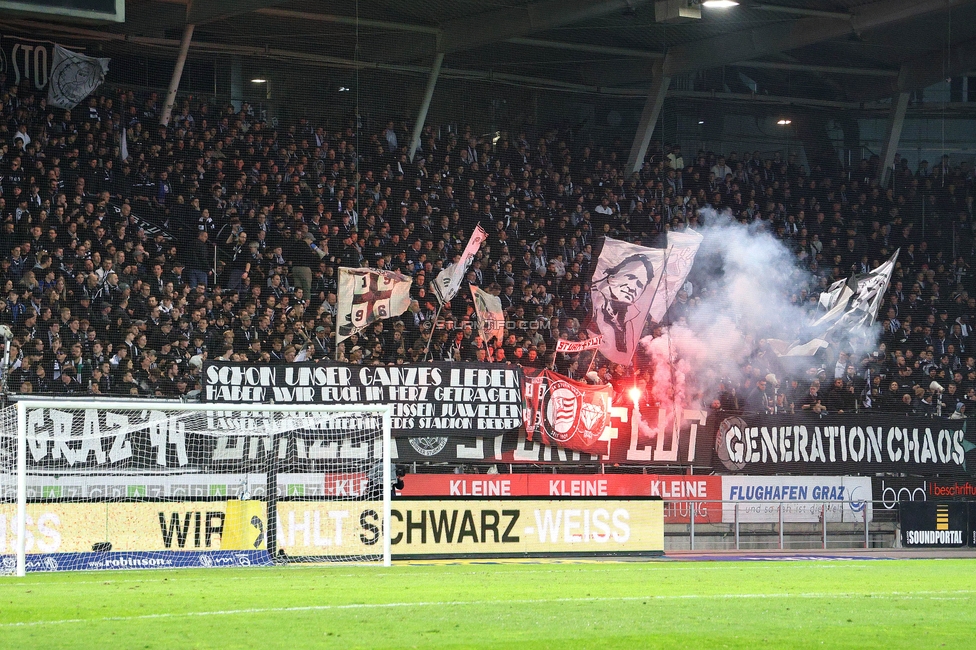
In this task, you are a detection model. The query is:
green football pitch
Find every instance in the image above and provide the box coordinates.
[1,559,973,649]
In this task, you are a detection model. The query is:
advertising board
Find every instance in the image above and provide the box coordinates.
[900,501,968,547]
[0,501,266,554]
[400,474,722,523]
[275,498,664,559]
[721,476,872,523]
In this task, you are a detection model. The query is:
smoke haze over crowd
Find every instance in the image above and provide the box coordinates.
[640,209,881,423]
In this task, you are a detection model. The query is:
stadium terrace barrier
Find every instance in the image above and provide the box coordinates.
[659,500,976,552]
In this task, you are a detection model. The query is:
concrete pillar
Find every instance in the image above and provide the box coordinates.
[160,24,195,127]
[876,92,910,187]
[408,52,445,163]
[626,59,671,175]
[230,55,244,112]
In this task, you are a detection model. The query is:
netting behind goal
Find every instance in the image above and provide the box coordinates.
[0,400,391,574]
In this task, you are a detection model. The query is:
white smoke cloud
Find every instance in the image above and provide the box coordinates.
[640,208,880,419]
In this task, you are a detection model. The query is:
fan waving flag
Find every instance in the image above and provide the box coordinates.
[48,45,110,109]
[471,285,505,345]
[587,237,667,365]
[336,268,413,344]
[433,224,487,303]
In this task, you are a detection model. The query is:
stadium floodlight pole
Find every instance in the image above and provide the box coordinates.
[160,23,195,127]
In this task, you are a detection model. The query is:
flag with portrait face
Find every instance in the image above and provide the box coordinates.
[47,45,110,109]
[587,237,667,365]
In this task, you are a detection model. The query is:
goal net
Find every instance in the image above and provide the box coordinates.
[0,400,392,575]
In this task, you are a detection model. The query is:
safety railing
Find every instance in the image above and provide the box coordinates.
[662,499,901,551]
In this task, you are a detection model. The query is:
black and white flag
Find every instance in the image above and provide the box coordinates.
[845,249,899,326]
[433,224,487,303]
[47,44,110,109]
[336,267,412,344]
[821,249,900,331]
[587,237,666,365]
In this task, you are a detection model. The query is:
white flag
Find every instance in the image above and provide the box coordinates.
[587,237,667,365]
[336,268,413,344]
[120,126,129,162]
[842,249,899,328]
[813,249,900,332]
[433,224,487,303]
[811,282,855,328]
[767,338,830,357]
[47,45,110,110]
[818,278,847,311]
[470,285,505,345]
[648,229,703,324]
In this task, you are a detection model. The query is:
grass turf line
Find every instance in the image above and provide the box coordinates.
[0,560,973,649]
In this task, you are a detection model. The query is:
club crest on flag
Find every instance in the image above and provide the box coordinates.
[525,369,613,454]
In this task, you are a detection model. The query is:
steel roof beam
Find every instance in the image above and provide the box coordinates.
[506,37,663,59]
[750,3,853,20]
[733,60,898,77]
[253,8,441,34]
[846,37,976,100]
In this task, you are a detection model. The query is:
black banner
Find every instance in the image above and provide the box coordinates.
[387,403,714,466]
[712,413,976,477]
[3,401,717,473]
[900,501,969,547]
[1,35,56,92]
[202,362,524,439]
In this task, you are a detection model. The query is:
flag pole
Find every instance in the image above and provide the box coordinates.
[424,301,444,362]
[584,350,597,378]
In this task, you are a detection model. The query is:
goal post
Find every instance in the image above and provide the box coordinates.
[1,399,393,575]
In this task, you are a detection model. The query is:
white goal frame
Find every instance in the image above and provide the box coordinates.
[8,399,393,576]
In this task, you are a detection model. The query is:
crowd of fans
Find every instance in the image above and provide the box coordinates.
[1,75,975,418]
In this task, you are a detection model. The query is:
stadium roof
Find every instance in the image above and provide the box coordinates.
[5,0,976,105]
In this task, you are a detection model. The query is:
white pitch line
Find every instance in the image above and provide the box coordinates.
[2,590,974,629]
[0,561,860,588]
